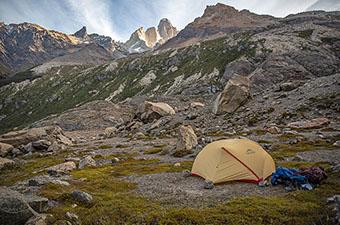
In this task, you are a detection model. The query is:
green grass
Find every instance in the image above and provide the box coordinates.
[270,140,337,160]
[0,153,66,186]
[2,148,337,224]
[98,145,113,149]
[39,159,339,225]
[144,147,163,154]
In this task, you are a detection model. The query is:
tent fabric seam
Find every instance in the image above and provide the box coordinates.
[221,147,261,181]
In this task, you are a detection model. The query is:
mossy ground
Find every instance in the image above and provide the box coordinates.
[1,141,338,224]
[270,139,337,160]
[0,153,66,186]
[39,160,339,225]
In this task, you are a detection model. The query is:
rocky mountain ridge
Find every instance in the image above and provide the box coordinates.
[160,3,277,49]
[0,22,127,78]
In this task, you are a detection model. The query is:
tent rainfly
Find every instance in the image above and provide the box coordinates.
[191,139,275,184]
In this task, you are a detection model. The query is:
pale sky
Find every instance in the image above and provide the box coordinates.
[0,0,337,41]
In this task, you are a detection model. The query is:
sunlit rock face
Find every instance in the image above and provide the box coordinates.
[125,18,178,53]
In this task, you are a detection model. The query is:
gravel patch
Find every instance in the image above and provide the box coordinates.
[124,172,285,207]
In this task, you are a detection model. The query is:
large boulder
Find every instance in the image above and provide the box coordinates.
[0,142,14,157]
[138,101,176,122]
[0,157,15,170]
[213,75,251,115]
[288,117,330,129]
[0,187,37,225]
[173,125,198,157]
[0,126,72,147]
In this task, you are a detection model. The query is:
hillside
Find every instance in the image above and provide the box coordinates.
[0,3,340,225]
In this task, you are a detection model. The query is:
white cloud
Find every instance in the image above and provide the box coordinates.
[66,0,121,40]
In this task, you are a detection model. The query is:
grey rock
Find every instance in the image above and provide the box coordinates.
[65,212,80,225]
[203,180,214,189]
[71,190,93,205]
[47,162,77,175]
[24,195,49,213]
[32,140,52,151]
[0,187,36,225]
[213,75,250,115]
[78,156,96,169]
[173,125,198,157]
[25,214,50,225]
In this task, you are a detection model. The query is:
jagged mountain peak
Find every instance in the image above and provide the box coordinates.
[160,3,276,49]
[125,18,177,53]
[74,26,87,39]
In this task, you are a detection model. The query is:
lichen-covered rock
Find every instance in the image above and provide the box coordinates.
[173,125,198,157]
[24,214,50,225]
[213,75,250,115]
[0,187,36,225]
[78,156,96,169]
[24,195,49,213]
[0,142,14,157]
[47,161,76,175]
[71,190,93,205]
[0,157,15,170]
[104,127,117,138]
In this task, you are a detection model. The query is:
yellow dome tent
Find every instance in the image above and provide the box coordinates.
[191,139,275,184]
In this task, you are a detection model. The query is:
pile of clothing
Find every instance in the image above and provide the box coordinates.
[271,166,327,191]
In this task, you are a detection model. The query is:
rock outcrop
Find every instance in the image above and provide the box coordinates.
[213,75,251,115]
[0,126,72,147]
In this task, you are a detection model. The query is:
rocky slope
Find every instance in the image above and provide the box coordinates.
[0,9,339,134]
[160,3,276,49]
[125,18,178,53]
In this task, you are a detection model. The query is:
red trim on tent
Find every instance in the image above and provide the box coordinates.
[238,178,263,184]
[191,172,200,177]
[221,147,262,183]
